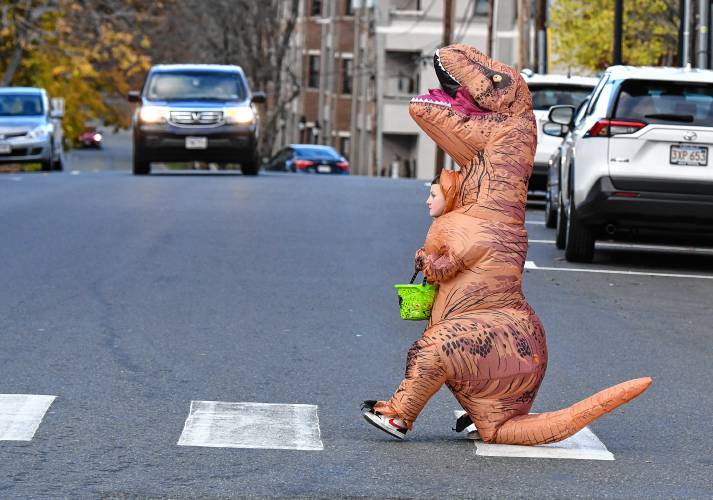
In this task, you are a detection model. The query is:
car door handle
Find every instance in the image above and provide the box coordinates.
[610,158,630,162]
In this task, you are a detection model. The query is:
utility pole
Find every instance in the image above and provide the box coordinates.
[517,0,530,70]
[486,0,494,57]
[435,0,454,177]
[318,1,335,145]
[534,0,547,73]
[613,0,623,65]
[349,0,362,171]
[682,0,691,66]
[358,3,370,176]
[697,0,709,68]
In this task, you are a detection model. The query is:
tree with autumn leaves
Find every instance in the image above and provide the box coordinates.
[0,0,160,143]
[550,0,680,72]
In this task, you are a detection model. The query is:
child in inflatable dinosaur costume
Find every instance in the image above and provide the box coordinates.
[362,44,651,444]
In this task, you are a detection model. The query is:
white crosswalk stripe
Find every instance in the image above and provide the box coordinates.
[177,401,324,451]
[0,394,56,441]
[454,410,614,460]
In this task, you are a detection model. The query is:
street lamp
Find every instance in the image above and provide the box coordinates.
[312,120,321,144]
[298,116,306,143]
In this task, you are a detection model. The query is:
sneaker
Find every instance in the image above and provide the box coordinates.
[361,401,407,440]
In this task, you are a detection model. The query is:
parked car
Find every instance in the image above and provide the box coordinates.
[544,96,591,228]
[265,144,349,174]
[128,64,266,175]
[77,126,102,148]
[0,87,64,171]
[544,65,713,262]
[523,73,598,193]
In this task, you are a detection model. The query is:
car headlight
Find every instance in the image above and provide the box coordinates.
[139,106,169,123]
[26,125,48,140]
[225,107,255,124]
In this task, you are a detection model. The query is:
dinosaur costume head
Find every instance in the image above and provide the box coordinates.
[409,44,536,223]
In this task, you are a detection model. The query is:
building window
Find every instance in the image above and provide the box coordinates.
[342,59,353,94]
[311,0,322,16]
[394,0,421,10]
[473,0,489,17]
[345,0,354,16]
[308,55,320,89]
[339,137,350,159]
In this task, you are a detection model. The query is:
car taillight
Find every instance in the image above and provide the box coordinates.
[336,161,349,170]
[585,119,646,138]
[295,160,315,169]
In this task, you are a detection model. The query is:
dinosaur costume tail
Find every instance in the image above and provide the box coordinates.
[489,377,652,445]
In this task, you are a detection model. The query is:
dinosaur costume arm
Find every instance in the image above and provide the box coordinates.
[420,217,487,283]
[414,245,461,282]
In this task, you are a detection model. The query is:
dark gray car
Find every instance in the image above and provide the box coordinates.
[128,64,265,175]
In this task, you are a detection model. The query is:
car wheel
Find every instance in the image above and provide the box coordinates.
[544,189,557,228]
[133,149,151,175]
[564,196,595,263]
[41,144,53,171]
[241,150,260,176]
[52,154,63,171]
[555,192,567,249]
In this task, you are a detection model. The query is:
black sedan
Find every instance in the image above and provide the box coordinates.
[265,144,349,174]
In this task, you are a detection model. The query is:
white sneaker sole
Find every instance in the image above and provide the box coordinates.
[362,411,406,440]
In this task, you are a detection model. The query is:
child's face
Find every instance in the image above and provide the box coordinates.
[427,184,446,217]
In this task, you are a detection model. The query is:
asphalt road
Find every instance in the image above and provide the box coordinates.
[1,131,712,498]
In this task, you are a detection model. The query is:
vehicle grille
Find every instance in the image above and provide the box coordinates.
[0,131,29,139]
[169,110,223,126]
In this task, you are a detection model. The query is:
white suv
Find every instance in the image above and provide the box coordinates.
[523,73,598,192]
[545,65,713,262]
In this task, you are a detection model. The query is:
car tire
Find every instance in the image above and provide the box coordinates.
[133,150,151,175]
[241,150,260,176]
[52,154,63,171]
[564,196,595,263]
[544,189,557,228]
[41,144,53,172]
[555,193,567,250]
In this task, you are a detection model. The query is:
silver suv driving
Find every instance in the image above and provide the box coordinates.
[0,87,64,171]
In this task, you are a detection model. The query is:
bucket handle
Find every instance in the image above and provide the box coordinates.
[409,270,428,286]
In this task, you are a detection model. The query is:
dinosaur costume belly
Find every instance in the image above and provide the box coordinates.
[373,44,650,445]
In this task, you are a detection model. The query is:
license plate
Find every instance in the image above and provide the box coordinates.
[0,143,10,154]
[185,137,207,150]
[670,144,708,166]
[317,165,331,173]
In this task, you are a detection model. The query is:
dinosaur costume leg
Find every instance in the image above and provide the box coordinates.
[374,333,448,429]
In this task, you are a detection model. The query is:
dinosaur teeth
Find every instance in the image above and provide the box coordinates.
[435,48,461,84]
[410,97,452,108]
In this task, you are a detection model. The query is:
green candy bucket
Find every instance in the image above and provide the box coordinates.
[394,271,438,321]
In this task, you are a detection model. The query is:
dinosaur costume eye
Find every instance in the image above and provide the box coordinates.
[492,74,503,83]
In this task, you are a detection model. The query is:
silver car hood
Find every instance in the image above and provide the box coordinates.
[0,116,45,135]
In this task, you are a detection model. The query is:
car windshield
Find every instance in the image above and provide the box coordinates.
[146,72,245,101]
[528,85,593,110]
[0,94,44,116]
[295,148,341,159]
[613,80,713,126]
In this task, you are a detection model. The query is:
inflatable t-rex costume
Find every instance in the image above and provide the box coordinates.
[372,44,651,445]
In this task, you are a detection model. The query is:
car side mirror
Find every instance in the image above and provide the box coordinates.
[50,109,63,119]
[251,91,266,104]
[128,90,141,103]
[548,105,575,125]
[543,122,568,137]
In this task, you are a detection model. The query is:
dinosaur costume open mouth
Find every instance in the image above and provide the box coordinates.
[411,87,492,118]
[410,49,493,118]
